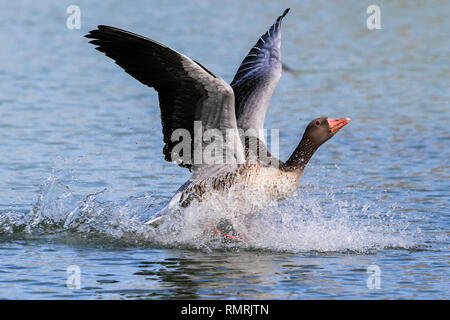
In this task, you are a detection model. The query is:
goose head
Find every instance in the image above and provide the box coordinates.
[302,116,351,147]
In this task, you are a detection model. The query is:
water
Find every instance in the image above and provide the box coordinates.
[0,0,448,299]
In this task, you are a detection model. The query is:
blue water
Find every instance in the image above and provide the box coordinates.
[0,0,448,299]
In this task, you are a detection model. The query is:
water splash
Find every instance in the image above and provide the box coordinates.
[0,175,421,253]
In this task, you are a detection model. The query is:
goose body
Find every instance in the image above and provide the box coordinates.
[178,163,301,208]
[85,8,351,228]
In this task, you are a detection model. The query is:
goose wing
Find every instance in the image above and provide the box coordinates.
[230,8,289,141]
[86,26,244,172]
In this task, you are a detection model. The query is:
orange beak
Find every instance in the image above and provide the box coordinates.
[327,117,351,133]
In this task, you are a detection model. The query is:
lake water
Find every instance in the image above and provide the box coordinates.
[0,0,448,299]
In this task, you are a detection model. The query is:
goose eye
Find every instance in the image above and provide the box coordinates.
[315,120,320,126]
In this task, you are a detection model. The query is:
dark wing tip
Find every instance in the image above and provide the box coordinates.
[278,8,290,21]
[85,25,106,38]
[84,31,94,39]
[272,8,290,32]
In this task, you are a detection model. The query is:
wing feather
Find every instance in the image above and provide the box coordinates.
[231,8,290,141]
[86,26,244,171]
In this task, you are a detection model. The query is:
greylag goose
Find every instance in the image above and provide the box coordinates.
[85,8,351,230]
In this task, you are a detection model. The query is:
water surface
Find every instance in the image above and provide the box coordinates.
[0,0,448,299]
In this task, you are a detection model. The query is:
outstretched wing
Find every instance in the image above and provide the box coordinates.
[230,8,289,141]
[86,26,244,171]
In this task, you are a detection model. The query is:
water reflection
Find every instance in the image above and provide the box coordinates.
[123,251,371,299]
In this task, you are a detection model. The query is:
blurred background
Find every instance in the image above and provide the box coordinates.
[0,0,448,299]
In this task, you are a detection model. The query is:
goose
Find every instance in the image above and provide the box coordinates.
[85,8,351,232]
